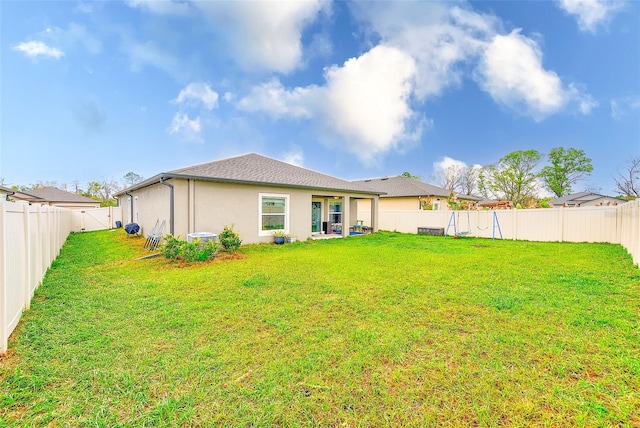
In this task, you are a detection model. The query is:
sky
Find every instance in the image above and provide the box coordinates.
[1,0,639,195]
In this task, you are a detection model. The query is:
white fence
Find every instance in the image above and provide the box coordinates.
[71,206,122,233]
[0,203,122,354]
[1,202,72,354]
[361,199,640,266]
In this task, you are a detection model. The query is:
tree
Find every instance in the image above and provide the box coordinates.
[539,147,593,197]
[434,164,464,192]
[399,171,420,180]
[614,157,639,199]
[479,150,542,206]
[85,181,102,198]
[71,180,83,194]
[123,172,144,187]
[460,166,481,196]
[98,179,120,203]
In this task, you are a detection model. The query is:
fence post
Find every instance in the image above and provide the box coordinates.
[23,205,32,310]
[0,202,7,354]
[560,207,565,243]
[35,206,42,289]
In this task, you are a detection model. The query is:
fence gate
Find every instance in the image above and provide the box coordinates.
[71,207,122,232]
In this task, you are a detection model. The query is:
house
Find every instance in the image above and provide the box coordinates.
[353,176,480,212]
[10,187,101,210]
[0,186,12,201]
[114,153,381,244]
[477,199,514,209]
[549,192,626,208]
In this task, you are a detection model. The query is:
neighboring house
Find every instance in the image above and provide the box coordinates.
[549,192,626,208]
[114,153,382,244]
[353,176,480,212]
[477,199,514,209]
[10,187,101,210]
[0,186,13,201]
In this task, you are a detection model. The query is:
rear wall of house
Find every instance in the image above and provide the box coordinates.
[188,180,314,244]
[124,179,375,244]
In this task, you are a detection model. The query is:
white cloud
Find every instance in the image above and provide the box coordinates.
[193,0,329,73]
[75,2,95,13]
[320,45,419,163]
[41,24,102,55]
[13,41,64,59]
[353,2,594,121]
[611,96,640,119]
[351,3,494,100]
[434,156,469,174]
[474,30,593,121]
[168,113,202,143]
[174,82,219,110]
[557,0,624,33]
[238,45,422,165]
[168,83,219,142]
[127,0,190,15]
[281,145,304,167]
[126,40,184,79]
[237,79,315,119]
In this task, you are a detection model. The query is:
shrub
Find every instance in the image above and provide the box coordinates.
[181,239,219,262]
[220,224,242,253]
[160,234,218,262]
[160,234,183,261]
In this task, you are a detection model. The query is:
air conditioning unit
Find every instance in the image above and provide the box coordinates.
[186,232,218,243]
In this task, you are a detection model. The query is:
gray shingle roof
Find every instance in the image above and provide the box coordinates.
[549,192,606,205]
[353,176,480,200]
[123,153,380,194]
[21,187,99,204]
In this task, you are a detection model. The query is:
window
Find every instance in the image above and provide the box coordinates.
[259,193,289,236]
[329,200,342,233]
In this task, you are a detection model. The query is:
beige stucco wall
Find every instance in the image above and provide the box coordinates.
[359,196,448,211]
[121,183,170,236]
[380,197,421,210]
[124,179,378,244]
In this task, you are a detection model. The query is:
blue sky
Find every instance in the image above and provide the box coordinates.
[1,0,639,195]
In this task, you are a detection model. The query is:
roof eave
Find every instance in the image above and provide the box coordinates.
[115,173,384,196]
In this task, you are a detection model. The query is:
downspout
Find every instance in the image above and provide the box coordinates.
[124,191,134,223]
[160,177,174,235]
[5,191,15,202]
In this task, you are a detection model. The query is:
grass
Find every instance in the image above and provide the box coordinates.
[1,230,639,426]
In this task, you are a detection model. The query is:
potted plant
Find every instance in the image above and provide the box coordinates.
[285,233,297,243]
[272,230,285,244]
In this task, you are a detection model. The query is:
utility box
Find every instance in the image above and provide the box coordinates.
[187,232,218,243]
[418,227,444,236]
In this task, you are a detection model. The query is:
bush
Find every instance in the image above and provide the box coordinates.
[161,234,183,261]
[220,224,242,253]
[182,239,219,262]
[160,234,219,262]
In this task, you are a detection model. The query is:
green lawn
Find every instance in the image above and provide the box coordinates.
[1,231,639,426]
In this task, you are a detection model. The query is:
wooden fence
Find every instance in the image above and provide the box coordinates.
[360,199,640,266]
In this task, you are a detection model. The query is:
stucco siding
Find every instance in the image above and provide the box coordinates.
[122,183,170,236]
[189,181,313,244]
[124,179,378,244]
[380,197,421,211]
